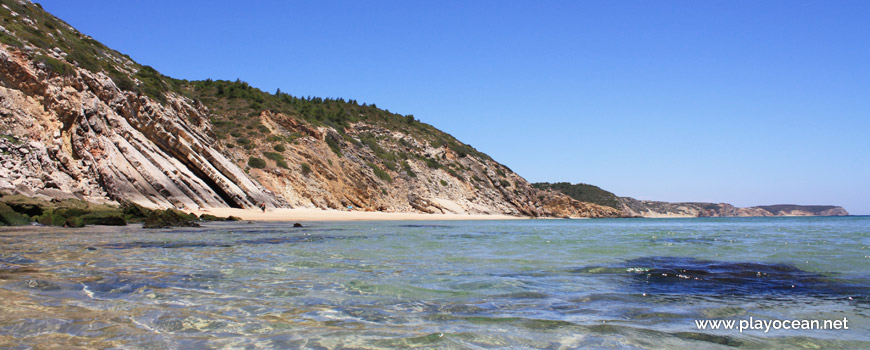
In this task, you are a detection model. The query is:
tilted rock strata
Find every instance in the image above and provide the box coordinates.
[0,46,280,209]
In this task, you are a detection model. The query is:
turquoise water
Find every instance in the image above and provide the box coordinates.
[1,217,868,349]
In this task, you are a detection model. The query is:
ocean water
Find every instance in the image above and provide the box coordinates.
[0,217,868,349]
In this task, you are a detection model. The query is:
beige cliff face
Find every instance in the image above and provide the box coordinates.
[209,111,620,217]
[0,47,280,209]
[0,0,614,217]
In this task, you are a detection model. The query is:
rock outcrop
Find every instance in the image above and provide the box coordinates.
[0,11,280,209]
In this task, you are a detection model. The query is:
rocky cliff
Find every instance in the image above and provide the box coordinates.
[0,1,619,218]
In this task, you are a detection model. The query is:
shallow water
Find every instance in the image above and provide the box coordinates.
[1,217,868,349]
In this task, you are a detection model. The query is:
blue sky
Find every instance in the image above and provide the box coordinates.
[37,1,869,214]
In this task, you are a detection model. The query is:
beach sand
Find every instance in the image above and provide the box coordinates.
[191,207,528,222]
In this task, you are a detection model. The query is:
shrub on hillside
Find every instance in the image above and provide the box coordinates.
[248,157,266,169]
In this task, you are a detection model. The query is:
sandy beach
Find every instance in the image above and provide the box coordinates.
[191,207,529,222]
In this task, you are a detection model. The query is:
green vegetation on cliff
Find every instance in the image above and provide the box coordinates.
[532,182,622,210]
[0,1,181,102]
[180,79,493,168]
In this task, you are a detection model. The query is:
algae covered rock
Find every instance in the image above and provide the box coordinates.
[63,216,85,228]
[0,194,212,228]
[1,194,128,227]
[120,201,152,222]
[143,209,201,229]
[0,202,30,226]
[198,214,222,222]
[199,213,244,222]
[82,212,127,226]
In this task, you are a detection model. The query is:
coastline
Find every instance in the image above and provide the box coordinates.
[191,207,529,222]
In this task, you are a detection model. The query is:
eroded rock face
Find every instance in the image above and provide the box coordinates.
[0,46,281,209]
[220,111,621,218]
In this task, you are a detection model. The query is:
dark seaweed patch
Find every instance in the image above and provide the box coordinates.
[578,257,869,298]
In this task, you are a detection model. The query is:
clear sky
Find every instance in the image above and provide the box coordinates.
[36,1,870,214]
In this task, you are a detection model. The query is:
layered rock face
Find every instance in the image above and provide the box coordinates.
[0,1,618,217]
[0,47,280,209]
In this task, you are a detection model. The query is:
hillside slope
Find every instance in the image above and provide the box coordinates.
[0,1,619,217]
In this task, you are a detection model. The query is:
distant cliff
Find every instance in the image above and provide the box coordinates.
[618,198,848,217]
[0,1,619,218]
[532,182,622,210]
[533,183,849,217]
